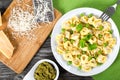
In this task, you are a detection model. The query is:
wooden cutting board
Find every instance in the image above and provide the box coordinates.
[0,0,62,74]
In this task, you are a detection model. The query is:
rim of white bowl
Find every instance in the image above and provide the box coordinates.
[51,7,120,76]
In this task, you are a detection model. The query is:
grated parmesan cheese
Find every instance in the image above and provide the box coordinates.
[7,3,39,41]
[7,0,54,40]
[8,7,38,32]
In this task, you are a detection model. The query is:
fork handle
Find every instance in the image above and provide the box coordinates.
[112,4,117,10]
[113,0,120,10]
[117,0,120,4]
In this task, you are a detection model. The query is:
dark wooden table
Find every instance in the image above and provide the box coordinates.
[0,0,93,80]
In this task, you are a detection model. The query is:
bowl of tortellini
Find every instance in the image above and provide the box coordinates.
[51,8,120,76]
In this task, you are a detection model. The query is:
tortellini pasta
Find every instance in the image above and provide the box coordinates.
[56,14,116,72]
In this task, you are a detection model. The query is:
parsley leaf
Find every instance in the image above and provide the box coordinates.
[76,24,83,32]
[109,30,113,34]
[70,39,75,44]
[77,55,81,59]
[61,28,65,33]
[64,38,68,42]
[80,13,85,17]
[88,43,97,50]
[83,34,92,40]
[88,13,93,18]
[67,61,72,65]
[98,34,103,38]
[99,26,104,31]
[70,23,75,27]
[104,42,108,47]
[79,39,85,48]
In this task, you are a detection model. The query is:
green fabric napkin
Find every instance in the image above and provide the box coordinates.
[53,0,120,80]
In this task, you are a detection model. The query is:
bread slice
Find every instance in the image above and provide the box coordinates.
[0,30,14,59]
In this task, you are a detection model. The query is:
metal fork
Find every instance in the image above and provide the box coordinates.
[100,0,120,21]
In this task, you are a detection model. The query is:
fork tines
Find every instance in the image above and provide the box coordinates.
[100,7,115,21]
[100,12,110,21]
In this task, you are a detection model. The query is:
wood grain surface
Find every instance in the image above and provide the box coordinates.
[0,0,62,74]
[0,0,93,80]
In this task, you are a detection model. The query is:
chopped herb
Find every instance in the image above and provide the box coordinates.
[77,55,81,59]
[84,34,92,40]
[79,39,85,48]
[88,13,93,18]
[98,50,102,55]
[104,42,108,47]
[80,13,85,17]
[99,26,104,31]
[88,43,97,50]
[88,56,93,61]
[65,50,69,53]
[64,38,68,42]
[90,25,94,27]
[86,23,89,28]
[61,28,65,33]
[82,51,86,54]
[67,61,72,65]
[69,30,73,34]
[97,62,103,66]
[94,54,98,59]
[70,39,75,44]
[98,34,103,38]
[70,23,75,27]
[109,30,113,34]
[76,24,83,32]
[78,66,82,70]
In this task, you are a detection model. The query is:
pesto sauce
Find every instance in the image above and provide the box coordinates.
[34,62,56,80]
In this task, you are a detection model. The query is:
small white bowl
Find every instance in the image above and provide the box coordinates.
[23,59,59,80]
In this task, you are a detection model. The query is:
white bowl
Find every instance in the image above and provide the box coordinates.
[23,59,59,80]
[51,7,120,76]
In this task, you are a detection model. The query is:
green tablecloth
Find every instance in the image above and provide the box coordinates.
[53,0,120,80]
